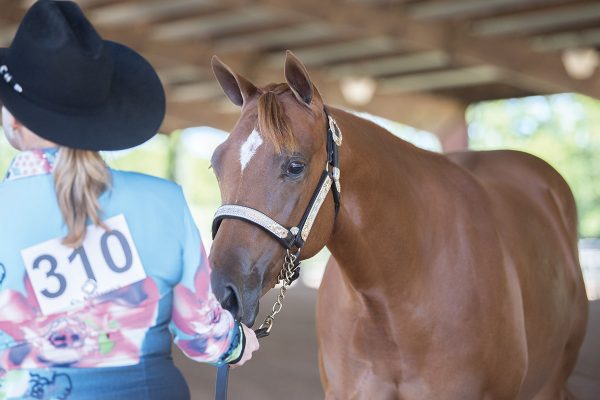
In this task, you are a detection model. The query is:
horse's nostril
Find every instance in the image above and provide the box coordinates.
[222,284,241,319]
[211,268,244,319]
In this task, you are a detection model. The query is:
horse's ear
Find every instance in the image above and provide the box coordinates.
[284,50,313,105]
[211,56,258,106]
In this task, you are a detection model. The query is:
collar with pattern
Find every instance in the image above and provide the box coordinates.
[4,148,60,182]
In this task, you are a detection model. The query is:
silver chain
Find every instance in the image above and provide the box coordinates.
[257,249,298,336]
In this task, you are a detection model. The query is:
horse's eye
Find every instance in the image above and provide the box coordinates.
[287,161,305,176]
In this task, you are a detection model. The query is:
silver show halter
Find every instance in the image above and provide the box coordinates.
[212,109,342,400]
[211,109,342,337]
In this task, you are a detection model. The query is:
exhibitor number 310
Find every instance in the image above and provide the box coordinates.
[33,229,133,299]
[21,214,147,316]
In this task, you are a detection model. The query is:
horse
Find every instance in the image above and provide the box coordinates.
[207,51,588,399]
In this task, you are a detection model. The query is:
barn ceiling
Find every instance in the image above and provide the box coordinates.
[1,0,599,134]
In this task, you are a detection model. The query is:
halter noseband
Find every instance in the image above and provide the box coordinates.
[211,108,342,257]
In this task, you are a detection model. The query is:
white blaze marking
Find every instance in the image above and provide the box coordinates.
[240,129,263,171]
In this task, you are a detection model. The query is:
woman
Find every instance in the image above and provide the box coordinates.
[0,1,258,399]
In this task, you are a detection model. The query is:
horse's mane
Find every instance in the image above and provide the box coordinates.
[257,83,297,154]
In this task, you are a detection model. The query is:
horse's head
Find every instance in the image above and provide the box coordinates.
[209,51,337,326]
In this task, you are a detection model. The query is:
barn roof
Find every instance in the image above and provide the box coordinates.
[1,0,599,134]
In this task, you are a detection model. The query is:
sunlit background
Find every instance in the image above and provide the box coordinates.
[1,93,598,299]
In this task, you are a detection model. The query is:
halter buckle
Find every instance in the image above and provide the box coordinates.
[333,167,341,194]
[329,116,343,146]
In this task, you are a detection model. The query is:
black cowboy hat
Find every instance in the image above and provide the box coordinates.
[0,0,165,151]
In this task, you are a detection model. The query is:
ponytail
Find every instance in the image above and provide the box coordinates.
[53,148,111,247]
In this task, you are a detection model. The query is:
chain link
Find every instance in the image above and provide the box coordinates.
[257,249,299,335]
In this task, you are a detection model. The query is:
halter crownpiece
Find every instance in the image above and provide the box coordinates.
[329,115,343,146]
[328,115,342,197]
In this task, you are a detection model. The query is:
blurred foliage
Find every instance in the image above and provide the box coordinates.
[467,94,600,238]
[174,137,223,242]
[104,135,172,179]
[0,134,17,173]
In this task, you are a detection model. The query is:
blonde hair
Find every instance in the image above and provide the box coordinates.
[53,148,111,247]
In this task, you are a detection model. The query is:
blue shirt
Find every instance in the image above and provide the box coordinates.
[0,149,241,400]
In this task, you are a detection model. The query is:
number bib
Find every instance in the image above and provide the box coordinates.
[21,214,146,315]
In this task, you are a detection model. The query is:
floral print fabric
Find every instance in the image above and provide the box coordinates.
[0,278,159,370]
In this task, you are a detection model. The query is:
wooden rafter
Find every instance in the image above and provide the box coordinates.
[326,50,450,77]
[407,0,564,20]
[151,6,294,41]
[379,66,503,94]
[472,2,600,37]
[533,27,600,52]
[264,36,400,67]
[2,0,600,135]
[89,0,217,27]
[229,0,600,98]
[214,22,344,54]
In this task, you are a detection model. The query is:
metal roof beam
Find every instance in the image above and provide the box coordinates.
[157,65,211,85]
[214,22,342,53]
[408,0,547,20]
[533,27,600,51]
[327,50,449,77]
[169,81,224,103]
[152,7,287,41]
[230,0,600,98]
[90,0,217,27]
[72,0,134,9]
[379,66,503,93]
[264,37,400,67]
[473,3,600,36]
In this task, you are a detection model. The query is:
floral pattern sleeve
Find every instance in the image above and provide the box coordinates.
[169,195,244,365]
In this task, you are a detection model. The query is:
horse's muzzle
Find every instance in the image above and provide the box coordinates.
[211,268,261,326]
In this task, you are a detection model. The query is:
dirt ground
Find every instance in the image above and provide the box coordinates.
[174,284,600,400]
[567,300,600,400]
[174,283,323,400]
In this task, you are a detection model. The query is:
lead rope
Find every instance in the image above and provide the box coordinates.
[215,249,300,400]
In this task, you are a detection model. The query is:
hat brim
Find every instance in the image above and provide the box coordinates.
[0,41,165,151]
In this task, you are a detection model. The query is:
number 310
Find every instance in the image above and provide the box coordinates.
[32,230,133,299]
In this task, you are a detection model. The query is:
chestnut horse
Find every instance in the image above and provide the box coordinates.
[208,51,588,399]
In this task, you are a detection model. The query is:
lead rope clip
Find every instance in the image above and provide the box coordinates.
[255,249,299,338]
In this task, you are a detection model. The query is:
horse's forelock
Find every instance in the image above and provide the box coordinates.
[256,83,298,154]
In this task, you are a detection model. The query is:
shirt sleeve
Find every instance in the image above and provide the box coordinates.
[169,190,244,365]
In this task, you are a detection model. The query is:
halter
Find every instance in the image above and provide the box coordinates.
[212,108,342,259]
[212,109,342,400]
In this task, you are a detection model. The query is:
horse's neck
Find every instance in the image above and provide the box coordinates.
[326,109,458,295]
